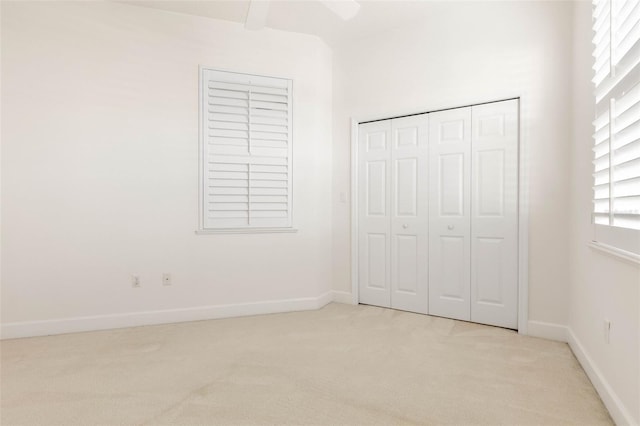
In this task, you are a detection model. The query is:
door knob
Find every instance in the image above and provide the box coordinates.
[402,224,408,229]
[447,225,454,230]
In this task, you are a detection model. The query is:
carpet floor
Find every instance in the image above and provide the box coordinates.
[1,303,612,425]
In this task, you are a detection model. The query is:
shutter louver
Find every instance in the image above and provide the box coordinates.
[593,0,612,88]
[201,69,292,230]
[612,79,640,229]
[593,0,640,233]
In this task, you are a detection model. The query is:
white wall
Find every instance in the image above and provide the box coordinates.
[569,2,640,425]
[332,1,574,327]
[1,1,333,334]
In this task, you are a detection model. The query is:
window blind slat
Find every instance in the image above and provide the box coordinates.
[594,0,609,20]
[251,195,288,203]
[593,47,611,72]
[613,1,640,63]
[612,156,640,180]
[594,198,611,213]
[594,168,611,185]
[593,154,611,171]
[251,93,288,103]
[251,123,288,133]
[210,171,249,180]
[251,187,288,196]
[209,129,249,138]
[594,123,610,144]
[208,105,249,116]
[251,100,288,111]
[208,97,249,108]
[208,81,251,92]
[612,139,640,165]
[613,133,640,161]
[210,121,250,131]
[211,195,249,203]
[209,187,249,195]
[208,211,250,219]
[593,140,610,158]
[251,116,288,127]
[594,212,611,225]
[208,88,249,100]
[613,176,640,197]
[593,10,611,43]
[209,163,248,172]
[612,216,640,230]
[593,60,612,86]
[249,108,288,119]
[209,113,249,124]
[209,203,250,211]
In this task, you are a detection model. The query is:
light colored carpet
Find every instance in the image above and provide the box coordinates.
[1,303,612,425]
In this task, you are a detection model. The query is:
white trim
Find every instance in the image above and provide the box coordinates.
[332,290,355,304]
[567,328,638,426]
[526,320,568,342]
[350,117,360,306]
[198,65,205,232]
[517,95,530,335]
[350,97,529,333]
[195,228,298,235]
[1,292,333,340]
[589,241,640,265]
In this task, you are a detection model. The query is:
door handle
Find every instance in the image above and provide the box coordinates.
[402,224,408,229]
[447,225,454,230]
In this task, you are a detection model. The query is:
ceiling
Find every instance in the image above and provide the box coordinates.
[117,0,439,46]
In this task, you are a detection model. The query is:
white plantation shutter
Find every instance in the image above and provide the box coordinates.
[592,0,640,256]
[200,68,293,231]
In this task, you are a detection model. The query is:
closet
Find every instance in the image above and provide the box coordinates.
[357,99,518,329]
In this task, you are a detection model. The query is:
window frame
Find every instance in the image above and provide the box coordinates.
[197,66,296,234]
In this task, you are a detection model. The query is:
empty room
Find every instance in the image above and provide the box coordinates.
[1,0,639,424]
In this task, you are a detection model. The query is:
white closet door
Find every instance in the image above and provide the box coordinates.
[390,115,428,314]
[428,107,472,321]
[358,120,391,308]
[471,100,519,329]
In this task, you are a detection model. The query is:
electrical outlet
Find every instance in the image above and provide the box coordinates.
[162,273,172,286]
[132,275,141,288]
[604,319,611,344]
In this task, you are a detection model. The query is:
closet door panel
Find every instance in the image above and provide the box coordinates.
[358,121,392,308]
[390,115,428,314]
[471,99,518,329]
[428,107,471,321]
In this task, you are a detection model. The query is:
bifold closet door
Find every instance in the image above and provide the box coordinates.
[358,120,391,308]
[358,116,428,313]
[428,107,472,321]
[471,100,518,329]
[390,115,428,314]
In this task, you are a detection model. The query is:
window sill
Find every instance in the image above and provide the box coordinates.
[196,228,298,235]
[589,241,640,266]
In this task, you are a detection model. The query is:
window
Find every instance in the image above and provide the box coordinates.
[592,0,640,257]
[198,68,294,233]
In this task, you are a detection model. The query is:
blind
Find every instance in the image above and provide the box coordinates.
[200,69,293,230]
[592,0,640,231]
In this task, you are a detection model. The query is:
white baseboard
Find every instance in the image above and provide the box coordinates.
[526,320,568,342]
[1,292,334,340]
[567,328,637,426]
[332,290,355,304]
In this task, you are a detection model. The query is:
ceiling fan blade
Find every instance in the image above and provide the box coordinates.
[319,0,360,21]
[245,0,271,30]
